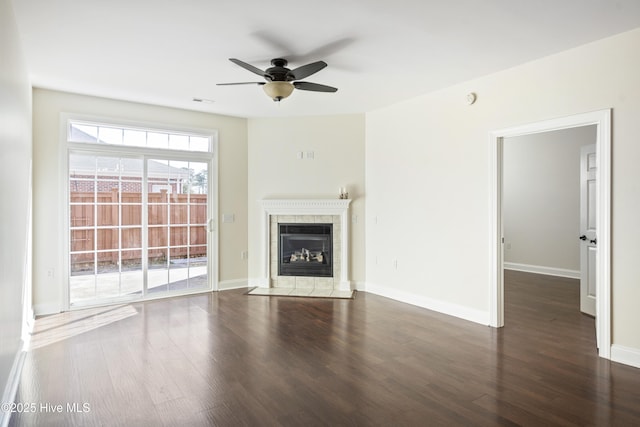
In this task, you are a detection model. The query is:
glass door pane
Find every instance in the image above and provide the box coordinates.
[147,159,209,295]
[69,154,144,304]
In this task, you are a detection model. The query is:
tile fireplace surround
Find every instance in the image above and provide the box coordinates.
[256,199,352,295]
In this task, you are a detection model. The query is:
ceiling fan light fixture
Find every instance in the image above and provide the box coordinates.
[263,81,294,102]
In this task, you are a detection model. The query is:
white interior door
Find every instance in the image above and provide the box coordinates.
[579,144,597,317]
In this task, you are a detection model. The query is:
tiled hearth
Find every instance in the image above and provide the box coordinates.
[248,287,354,298]
[252,199,353,298]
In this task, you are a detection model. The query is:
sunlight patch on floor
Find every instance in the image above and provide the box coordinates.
[29,305,138,350]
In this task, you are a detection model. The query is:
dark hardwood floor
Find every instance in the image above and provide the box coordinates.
[9,271,640,426]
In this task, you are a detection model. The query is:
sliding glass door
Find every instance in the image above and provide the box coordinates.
[68,153,212,306]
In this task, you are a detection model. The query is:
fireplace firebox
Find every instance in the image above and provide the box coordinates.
[278,223,332,277]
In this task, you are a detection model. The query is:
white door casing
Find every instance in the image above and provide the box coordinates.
[490,109,611,359]
[580,144,597,317]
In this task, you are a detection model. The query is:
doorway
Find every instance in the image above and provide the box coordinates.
[490,109,611,359]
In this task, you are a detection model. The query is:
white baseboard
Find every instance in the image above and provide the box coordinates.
[362,282,490,326]
[1,350,26,427]
[33,302,61,317]
[218,279,249,291]
[248,278,269,288]
[504,262,580,279]
[353,281,367,292]
[22,308,35,346]
[611,344,640,369]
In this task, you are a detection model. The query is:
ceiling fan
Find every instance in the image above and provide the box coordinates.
[217,58,338,102]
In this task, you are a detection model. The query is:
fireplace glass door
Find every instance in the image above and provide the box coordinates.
[278,223,332,277]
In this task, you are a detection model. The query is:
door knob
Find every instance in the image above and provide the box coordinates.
[590,238,597,244]
[579,235,587,241]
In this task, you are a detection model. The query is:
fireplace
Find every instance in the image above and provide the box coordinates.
[278,223,332,277]
[259,199,352,291]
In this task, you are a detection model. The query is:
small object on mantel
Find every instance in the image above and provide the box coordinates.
[339,187,349,199]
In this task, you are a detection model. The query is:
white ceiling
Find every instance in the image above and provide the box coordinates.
[12,0,640,118]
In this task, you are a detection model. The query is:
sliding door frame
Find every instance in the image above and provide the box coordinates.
[60,114,218,310]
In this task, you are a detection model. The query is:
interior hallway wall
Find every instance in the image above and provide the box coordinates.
[503,125,596,276]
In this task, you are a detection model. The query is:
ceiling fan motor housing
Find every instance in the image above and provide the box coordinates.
[266,58,294,81]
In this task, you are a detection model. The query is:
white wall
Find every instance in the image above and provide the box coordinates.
[0,0,32,418]
[503,126,596,276]
[365,28,640,354]
[32,89,248,314]
[247,115,366,285]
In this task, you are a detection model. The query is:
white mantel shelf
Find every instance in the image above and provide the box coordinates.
[261,199,352,215]
[259,199,352,291]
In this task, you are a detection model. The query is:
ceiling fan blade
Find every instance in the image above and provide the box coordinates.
[250,30,354,69]
[216,82,265,86]
[251,30,294,57]
[288,61,327,80]
[229,58,270,79]
[293,81,337,93]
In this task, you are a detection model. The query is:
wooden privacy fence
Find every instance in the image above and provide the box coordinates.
[70,189,207,268]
